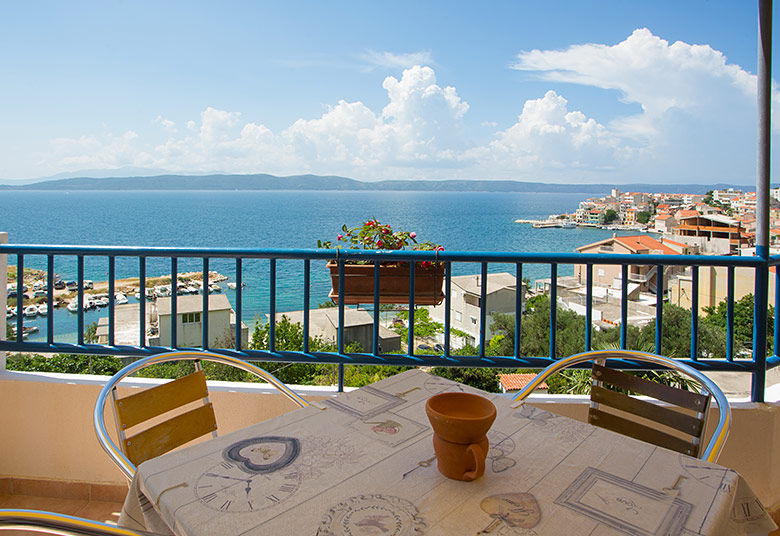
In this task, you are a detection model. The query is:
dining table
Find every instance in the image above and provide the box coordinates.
[118,369,776,535]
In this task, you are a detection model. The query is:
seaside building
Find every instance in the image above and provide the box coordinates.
[712,188,744,205]
[426,272,520,348]
[271,308,401,352]
[153,294,248,347]
[574,234,689,294]
[653,212,677,234]
[675,213,749,253]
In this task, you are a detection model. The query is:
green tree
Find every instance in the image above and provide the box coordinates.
[487,312,516,356]
[429,366,504,393]
[84,321,98,344]
[636,211,652,225]
[7,353,123,375]
[519,296,587,358]
[702,293,773,353]
[636,304,726,359]
[392,308,444,340]
[604,209,618,224]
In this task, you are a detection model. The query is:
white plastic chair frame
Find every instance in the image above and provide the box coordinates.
[0,509,152,535]
[94,350,309,481]
[511,350,731,463]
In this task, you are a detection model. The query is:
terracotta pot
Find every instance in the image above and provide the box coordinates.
[327,261,444,305]
[425,392,497,481]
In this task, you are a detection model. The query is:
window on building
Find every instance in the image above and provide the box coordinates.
[470,316,478,325]
[183,312,201,324]
[455,311,462,322]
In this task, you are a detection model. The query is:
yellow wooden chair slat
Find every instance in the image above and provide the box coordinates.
[124,403,217,466]
[115,370,210,429]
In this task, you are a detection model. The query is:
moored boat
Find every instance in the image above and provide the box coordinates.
[23,305,39,317]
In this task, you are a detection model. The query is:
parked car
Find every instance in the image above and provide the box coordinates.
[65,281,78,290]
[417,344,432,351]
[54,280,66,289]
[434,343,445,353]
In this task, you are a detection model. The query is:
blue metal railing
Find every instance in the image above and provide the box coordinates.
[1,243,778,401]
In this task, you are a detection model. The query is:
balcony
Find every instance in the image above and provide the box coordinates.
[2,239,780,529]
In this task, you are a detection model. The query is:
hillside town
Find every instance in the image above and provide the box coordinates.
[522,187,779,337]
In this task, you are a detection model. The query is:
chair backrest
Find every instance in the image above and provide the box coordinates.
[114,369,217,467]
[589,363,711,458]
[95,351,310,480]
[512,350,731,463]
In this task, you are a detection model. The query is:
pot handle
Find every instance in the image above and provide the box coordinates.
[463,442,485,481]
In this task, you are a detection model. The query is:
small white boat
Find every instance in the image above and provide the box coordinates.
[115,292,129,305]
[209,284,222,293]
[154,285,171,298]
[24,305,39,317]
[99,296,110,307]
[37,303,48,316]
[67,301,79,313]
[5,307,14,319]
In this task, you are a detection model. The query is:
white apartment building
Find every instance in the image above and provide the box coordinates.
[426,272,520,348]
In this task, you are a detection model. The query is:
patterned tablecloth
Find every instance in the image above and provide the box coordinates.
[119,369,776,536]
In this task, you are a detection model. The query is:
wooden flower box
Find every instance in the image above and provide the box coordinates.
[327,261,445,305]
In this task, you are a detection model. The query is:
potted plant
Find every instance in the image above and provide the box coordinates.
[318,219,445,305]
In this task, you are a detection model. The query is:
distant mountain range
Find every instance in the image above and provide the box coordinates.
[0,173,745,194]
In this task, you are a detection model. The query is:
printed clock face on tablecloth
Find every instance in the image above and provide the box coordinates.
[195,436,301,513]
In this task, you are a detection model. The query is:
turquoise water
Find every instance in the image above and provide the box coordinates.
[1,190,627,342]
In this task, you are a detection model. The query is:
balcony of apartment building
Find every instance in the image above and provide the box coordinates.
[2,233,780,531]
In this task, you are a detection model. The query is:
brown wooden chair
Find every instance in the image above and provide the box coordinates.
[94,351,310,480]
[512,350,731,463]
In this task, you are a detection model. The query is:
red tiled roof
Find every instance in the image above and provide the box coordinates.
[660,238,688,248]
[614,235,680,255]
[676,209,699,218]
[499,374,549,392]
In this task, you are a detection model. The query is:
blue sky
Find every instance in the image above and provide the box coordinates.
[0,1,776,184]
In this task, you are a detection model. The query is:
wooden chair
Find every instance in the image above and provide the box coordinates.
[0,508,150,535]
[512,350,731,463]
[94,351,309,481]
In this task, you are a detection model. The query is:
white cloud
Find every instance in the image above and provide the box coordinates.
[484,91,620,175]
[155,116,176,132]
[38,31,778,183]
[360,50,434,71]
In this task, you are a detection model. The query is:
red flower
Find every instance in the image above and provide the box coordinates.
[377,240,384,248]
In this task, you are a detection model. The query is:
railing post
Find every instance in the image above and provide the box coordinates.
[753,0,772,403]
[0,232,7,371]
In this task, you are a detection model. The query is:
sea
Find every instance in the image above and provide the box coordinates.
[1,190,631,343]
